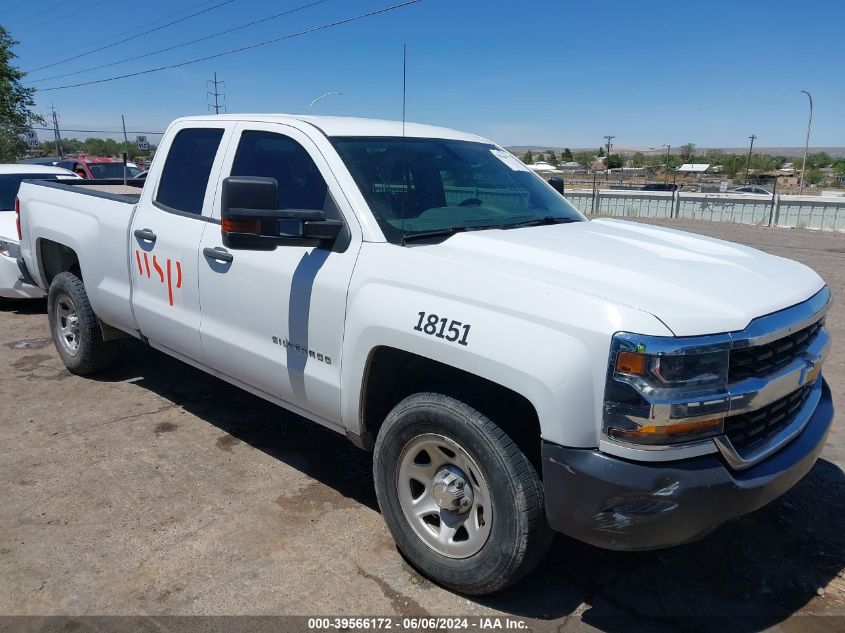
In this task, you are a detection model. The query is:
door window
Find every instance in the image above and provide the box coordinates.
[156,127,224,215]
[230,131,330,213]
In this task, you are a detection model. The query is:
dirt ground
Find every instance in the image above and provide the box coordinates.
[1,218,843,632]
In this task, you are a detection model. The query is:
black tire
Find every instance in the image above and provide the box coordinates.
[47,271,119,375]
[373,393,553,594]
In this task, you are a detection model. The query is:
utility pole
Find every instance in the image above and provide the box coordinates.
[799,90,813,195]
[207,72,226,114]
[51,103,63,159]
[121,115,130,184]
[663,144,671,184]
[745,134,756,185]
[603,135,615,182]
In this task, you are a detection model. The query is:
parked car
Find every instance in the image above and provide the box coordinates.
[0,164,79,299]
[56,156,143,179]
[16,115,833,594]
[17,156,61,166]
[641,183,677,191]
[730,185,774,195]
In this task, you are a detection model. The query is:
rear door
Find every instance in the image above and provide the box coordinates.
[130,121,234,361]
[197,122,361,422]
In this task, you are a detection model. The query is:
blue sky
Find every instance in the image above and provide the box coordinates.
[3,0,844,149]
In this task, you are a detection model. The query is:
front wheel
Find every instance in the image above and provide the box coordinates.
[373,393,553,594]
[47,271,119,375]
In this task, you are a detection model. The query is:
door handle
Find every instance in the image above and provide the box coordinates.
[134,228,157,242]
[203,247,233,263]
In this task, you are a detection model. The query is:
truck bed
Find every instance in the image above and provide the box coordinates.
[18,177,144,336]
[26,178,144,203]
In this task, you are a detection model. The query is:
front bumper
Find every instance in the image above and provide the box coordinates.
[542,379,834,551]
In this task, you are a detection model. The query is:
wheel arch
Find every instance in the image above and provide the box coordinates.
[357,346,543,472]
[37,238,81,285]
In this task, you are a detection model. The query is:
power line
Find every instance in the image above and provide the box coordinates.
[25,0,237,73]
[6,0,75,28]
[14,0,110,32]
[3,1,32,15]
[27,0,333,84]
[35,0,423,92]
[26,0,228,64]
[26,126,166,135]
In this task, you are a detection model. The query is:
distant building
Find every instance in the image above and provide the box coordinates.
[677,163,711,174]
[557,161,583,171]
[527,162,557,173]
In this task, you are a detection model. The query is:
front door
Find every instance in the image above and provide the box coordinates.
[197,123,361,422]
[130,123,233,360]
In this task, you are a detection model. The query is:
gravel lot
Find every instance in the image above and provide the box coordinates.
[1,218,843,632]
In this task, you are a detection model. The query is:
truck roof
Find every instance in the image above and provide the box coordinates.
[174,114,492,144]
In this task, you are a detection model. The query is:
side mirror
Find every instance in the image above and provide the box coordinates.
[548,176,565,195]
[221,176,342,250]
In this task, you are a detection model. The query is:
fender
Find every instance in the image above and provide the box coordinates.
[340,242,671,448]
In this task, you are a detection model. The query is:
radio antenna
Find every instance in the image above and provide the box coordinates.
[400,43,408,245]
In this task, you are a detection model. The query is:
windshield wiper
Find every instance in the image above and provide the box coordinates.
[403,224,501,243]
[402,216,577,243]
[503,216,579,229]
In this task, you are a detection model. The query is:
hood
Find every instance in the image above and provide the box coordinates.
[0,211,18,242]
[427,218,825,336]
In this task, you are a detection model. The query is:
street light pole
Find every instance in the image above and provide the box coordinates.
[799,90,813,195]
[745,134,756,185]
[309,91,342,112]
[663,144,670,184]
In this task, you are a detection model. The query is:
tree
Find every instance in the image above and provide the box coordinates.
[631,152,645,168]
[561,147,573,162]
[597,146,605,157]
[806,152,832,169]
[536,152,546,163]
[805,169,825,185]
[605,154,623,169]
[0,26,44,162]
[679,143,696,163]
[522,149,534,164]
[546,150,557,165]
[573,151,593,168]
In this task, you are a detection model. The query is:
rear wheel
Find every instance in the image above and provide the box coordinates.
[47,271,119,375]
[373,393,553,594]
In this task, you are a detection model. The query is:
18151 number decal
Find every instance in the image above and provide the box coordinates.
[414,312,471,346]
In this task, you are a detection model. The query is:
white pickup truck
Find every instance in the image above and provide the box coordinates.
[16,114,834,594]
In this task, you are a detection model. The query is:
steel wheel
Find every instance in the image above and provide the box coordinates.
[53,292,81,357]
[396,433,492,558]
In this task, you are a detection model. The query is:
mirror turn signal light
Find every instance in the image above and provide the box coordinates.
[222,218,261,233]
[615,350,647,375]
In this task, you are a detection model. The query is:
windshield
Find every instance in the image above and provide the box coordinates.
[0,174,62,210]
[332,137,583,243]
[87,162,141,179]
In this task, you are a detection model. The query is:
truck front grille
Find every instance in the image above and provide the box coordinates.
[729,320,822,382]
[724,383,813,450]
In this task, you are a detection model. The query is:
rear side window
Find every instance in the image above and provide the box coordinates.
[156,128,224,215]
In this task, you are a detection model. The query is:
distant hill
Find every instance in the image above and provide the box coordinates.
[507,146,845,158]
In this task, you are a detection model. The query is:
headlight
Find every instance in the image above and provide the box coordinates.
[0,239,21,259]
[603,332,731,447]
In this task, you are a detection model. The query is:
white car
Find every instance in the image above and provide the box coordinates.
[0,164,79,299]
[16,115,833,594]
